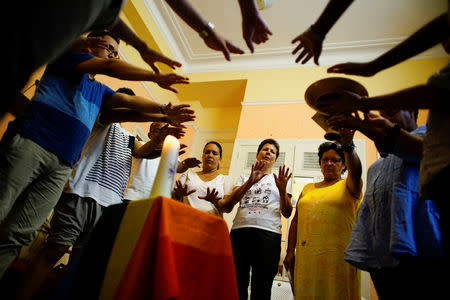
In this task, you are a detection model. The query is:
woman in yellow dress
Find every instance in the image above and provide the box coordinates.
[284,127,362,299]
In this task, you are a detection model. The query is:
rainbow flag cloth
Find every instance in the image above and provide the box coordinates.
[52,196,238,300]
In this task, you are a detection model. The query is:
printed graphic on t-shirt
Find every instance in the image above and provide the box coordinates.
[240,181,273,214]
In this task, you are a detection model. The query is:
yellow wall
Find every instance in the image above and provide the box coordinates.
[184,57,447,168]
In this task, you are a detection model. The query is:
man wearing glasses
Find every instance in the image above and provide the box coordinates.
[0,30,192,279]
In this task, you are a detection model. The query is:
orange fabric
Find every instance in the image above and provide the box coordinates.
[113,196,238,300]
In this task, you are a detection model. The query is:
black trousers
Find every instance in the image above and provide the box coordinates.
[230,228,281,300]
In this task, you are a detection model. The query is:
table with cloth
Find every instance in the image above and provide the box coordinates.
[51,196,238,300]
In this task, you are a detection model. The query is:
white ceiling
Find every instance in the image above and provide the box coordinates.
[144,0,448,73]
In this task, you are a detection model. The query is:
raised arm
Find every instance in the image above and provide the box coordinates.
[328,12,449,76]
[132,125,185,159]
[328,112,424,160]
[238,0,272,53]
[176,157,201,173]
[335,125,362,199]
[292,0,353,65]
[316,81,449,115]
[216,161,267,213]
[164,0,244,61]
[110,18,182,73]
[274,165,293,218]
[75,57,189,93]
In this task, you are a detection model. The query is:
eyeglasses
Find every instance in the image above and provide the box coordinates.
[321,157,342,164]
[98,44,119,58]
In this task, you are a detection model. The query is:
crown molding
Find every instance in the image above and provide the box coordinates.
[143,0,448,74]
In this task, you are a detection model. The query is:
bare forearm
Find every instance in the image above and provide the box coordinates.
[311,0,353,37]
[279,192,293,218]
[344,149,362,198]
[100,109,168,124]
[176,162,188,173]
[359,122,423,158]
[133,140,161,159]
[105,94,162,113]
[219,181,253,213]
[359,84,447,111]
[165,0,209,34]
[101,60,156,81]
[370,13,448,74]
[238,0,258,18]
[286,211,298,254]
[110,19,149,53]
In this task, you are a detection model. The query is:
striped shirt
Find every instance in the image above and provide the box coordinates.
[65,123,135,207]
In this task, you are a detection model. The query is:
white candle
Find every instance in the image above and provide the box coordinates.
[149,135,180,199]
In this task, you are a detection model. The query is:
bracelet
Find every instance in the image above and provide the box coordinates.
[199,22,215,38]
[341,141,356,152]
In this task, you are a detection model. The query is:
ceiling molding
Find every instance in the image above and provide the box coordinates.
[144,0,447,74]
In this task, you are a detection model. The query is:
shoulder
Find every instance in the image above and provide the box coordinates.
[302,183,315,192]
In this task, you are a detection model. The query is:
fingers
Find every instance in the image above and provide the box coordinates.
[150,63,160,75]
[327,64,345,73]
[292,42,304,55]
[164,87,178,93]
[295,49,309,63]
[225,40,245,55]
[303,54,313,65]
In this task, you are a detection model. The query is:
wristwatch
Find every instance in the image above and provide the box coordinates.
[199,22,215,38]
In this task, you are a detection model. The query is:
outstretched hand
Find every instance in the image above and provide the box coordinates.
[198,187,221,205]
[153,73,189,93]
[174,180,196,199]
[292,27,324,65]
[181,157,202,169]
[327,113,362,131]
[316,90,363,114]
[164,103,195,117]
[274,165,292,193]
[139,47,182,74]
[248,160,268,185]
[327,61,378,77]
[203,30,245,61]
[242,13,272,53]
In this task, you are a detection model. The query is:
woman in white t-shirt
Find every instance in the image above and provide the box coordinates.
[212,138,293,300]
[173,141,233,217]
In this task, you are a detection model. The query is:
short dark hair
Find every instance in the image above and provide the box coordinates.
[87,30,120,45]
[257,138,280,159]
[116,87,135,96]
[204,141,222,158]
[318,142,347,173]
